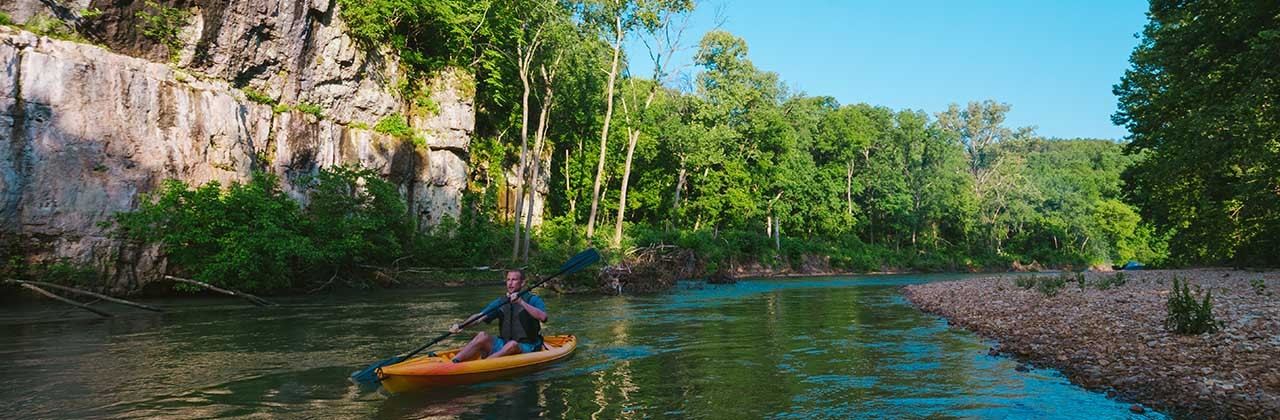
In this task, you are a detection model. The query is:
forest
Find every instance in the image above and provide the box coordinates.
[101,0,1279,292]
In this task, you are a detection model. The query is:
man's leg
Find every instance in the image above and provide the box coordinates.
[452,332,493,362]
[487,339,524,358]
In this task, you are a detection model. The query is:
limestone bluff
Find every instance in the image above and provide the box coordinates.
[0,1,480,293]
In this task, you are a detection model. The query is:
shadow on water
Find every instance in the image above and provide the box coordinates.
[0,273,1171,418]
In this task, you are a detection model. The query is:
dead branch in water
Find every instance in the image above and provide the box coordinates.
[10,281,112,317]
[6,279,163,312]
[164,276,276,306]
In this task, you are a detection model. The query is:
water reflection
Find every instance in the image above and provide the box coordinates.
[0,274,1166,419]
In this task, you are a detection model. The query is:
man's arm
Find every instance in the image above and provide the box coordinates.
[510,293,548,322]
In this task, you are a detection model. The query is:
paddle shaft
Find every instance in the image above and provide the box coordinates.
[398,266,574,361]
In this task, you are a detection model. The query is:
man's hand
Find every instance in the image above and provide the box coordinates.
[508,292,522,304]
[449,323,462,334]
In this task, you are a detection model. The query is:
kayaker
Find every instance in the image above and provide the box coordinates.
[448,270,548,362]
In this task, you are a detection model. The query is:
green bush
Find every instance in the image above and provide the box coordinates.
[273,104,291,114]
[1250,278,1268,296]
[106,173,317,292]
[296,103,324,118]
[304,165,411,269]
[104,165,410,293]
[136,1,190,62]
[242,89,276,105]
[1165,277,1219,335]
[375,113,414,137]
[0,12,12,26]
[1093,272,1128,290]
[1014,275,1067,296]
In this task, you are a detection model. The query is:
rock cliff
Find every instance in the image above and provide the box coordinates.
[0,1,476,293]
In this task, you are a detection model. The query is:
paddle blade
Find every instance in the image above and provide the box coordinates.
[557,248,601,276]
[350,355,404,385]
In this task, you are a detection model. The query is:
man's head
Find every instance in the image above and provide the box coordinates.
[505,270,526,293]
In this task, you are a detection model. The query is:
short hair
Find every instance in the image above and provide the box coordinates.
[506,270,526,281]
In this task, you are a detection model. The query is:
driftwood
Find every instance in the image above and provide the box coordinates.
[164,276,276,306]
[7,279,164,312]
[13,282,112,318]
[599,245,699,294]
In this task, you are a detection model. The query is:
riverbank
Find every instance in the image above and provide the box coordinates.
[903,268,1280,419]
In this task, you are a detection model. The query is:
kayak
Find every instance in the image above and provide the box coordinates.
[377,335,576,393]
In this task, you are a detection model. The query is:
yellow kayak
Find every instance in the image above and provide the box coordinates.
[377,335,576,393]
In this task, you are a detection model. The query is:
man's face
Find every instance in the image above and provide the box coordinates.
[506,272,523,293]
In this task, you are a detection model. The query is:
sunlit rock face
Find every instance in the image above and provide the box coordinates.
[0,0,475,293]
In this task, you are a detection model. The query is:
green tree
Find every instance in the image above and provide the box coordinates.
[1114,0,1280,266]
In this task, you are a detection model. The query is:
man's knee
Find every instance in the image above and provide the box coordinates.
[502,340,522,354]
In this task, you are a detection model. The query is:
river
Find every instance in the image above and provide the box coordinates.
[0,273,1164,418]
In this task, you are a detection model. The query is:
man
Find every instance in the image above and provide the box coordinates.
[448,270,548,362]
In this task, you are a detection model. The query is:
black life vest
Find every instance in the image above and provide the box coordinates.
[496,299,542,344]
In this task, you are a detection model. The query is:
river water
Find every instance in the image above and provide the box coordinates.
[1,274,1164,419]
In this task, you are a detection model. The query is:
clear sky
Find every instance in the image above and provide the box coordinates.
[624,0,1150,140]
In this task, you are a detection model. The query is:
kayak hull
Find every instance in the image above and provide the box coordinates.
[377,335,576,393]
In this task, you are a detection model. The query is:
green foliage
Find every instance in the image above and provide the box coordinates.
[242,89,276,105]
[0,12,12,26]
[1250,278,1269,296]
[1090,272,1128,290]
[20,14,86,42]
[374,113,414,137]
[350,122,371,130]
[273,104,291,114]
[136,1,191,62]
[1115,1,1280,267]
[107,173,316,292]
[1014,274,1068,296]
[1165,277,1219,335]
[296,103,324,119]
[304,165,411,269]
[80,8,104,19]
[104,166,410,293]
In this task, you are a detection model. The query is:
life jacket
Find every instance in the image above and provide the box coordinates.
[497,298,542,344]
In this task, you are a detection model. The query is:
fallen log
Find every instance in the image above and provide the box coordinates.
[13,282,112,318]
[164,276,276,306]
[7,279,164,312]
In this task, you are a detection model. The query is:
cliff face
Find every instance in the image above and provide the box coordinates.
[0,1,475,293]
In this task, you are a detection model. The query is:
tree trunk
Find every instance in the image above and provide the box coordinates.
[586,15,624,240]
[846,159,853,214]
[511,72,531,261]
[523,63,557,262]
[613,127,640,247]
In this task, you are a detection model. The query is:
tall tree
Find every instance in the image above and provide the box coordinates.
[613,0,696,247]
[581,0,634,241]
[1114,0,1280,266]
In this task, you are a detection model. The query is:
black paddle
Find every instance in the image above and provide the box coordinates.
[349,248,600,385]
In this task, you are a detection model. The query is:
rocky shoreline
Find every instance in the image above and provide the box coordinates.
[903,268,1279,419]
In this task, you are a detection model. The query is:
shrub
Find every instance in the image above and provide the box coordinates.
[375,113,414,137]
[273,104,291,114]
[1094,272,1128,290]
[106,173,317,292]
[1015,276,1036,290]
[304,165,411,269]
[1250,278,1268,296]
[0,12,12,26]
[296,103,324,118]
[1165,277,1219,335]
[1014,275,1067,296]
[136,1,190,62]
[242,88,276,105]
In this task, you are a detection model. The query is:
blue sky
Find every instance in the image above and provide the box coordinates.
[624,0,1150,140]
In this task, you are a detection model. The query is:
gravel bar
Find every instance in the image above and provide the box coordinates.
[903,268,1280,419]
